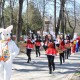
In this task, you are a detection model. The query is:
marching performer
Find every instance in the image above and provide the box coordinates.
[72,33,77,53]
[26,38,34,63]
[56,38,65,65]
[35,38,41,57]
[71,39,76,54]
[43,35,49,51]
[65,36,71,59]
[46,42,57,74]
[76,39,79,52]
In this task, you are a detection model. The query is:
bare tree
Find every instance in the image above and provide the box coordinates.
[56,0,66,38]
[54,0,57,37]
[42,0,46,36]
[0,0,5,28]
[0,0,2,27]
[16,0,24,42]
[10,0,15,25]
[72,0,76,37]
[65,0,77,38]
[60,0,66,39]
[26,0,28,34]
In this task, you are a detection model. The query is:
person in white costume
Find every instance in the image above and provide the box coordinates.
[0,25,19,80]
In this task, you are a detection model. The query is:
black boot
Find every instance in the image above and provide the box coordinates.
[27,61,29,63]
[49,67,52,74]
[27,59,29,63]
[49,70,52,74]
[52,63,55,71]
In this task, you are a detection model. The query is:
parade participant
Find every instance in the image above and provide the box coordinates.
[56,38,65,65]
[71,39,76,53]
[76,39,79,52]
[43,34,55,51]
[0,25,19,80]
[35,38,41,57]
[70,40,74,54]
[65,36,71,59]
[46,42,57,74]
[78,37,80,51]
[26,38,34,63]
[72,33,77,53]
[56,35,61,43]
[48,34,54,42]
[43,35,49,51]
[60,40,65,65]
[76,36,80,51]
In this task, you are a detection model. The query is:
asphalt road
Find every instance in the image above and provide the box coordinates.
[11,51,80,80]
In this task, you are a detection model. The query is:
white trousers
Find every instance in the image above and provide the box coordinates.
[0,61,12,80]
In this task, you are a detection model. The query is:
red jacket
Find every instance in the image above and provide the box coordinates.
[59,45,65,51]
[35,42,41,46]
[35,40,41,46]
[46,48,57,56]
[26,43,34,49]
[26,39,34,49]
[59,40,65,51]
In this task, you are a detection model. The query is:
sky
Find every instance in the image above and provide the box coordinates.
[76,0,80,3]
[47,0,80,18]
[4,0,80,18]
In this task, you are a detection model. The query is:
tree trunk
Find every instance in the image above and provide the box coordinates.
[65,0,76,38]
[64,16,66,33]
[10,0,14,25]
[56,0,66,39]
[26,0,28,34]
[72,0,76,38]
[54,0,57,37]
[60,0,65,39]
[1,0,5,28]
[56,1,62,37]
[16,0,23,42]
[0,1,2,27]
[41,0,45,38]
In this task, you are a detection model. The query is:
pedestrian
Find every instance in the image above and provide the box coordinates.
[46,42,57,74]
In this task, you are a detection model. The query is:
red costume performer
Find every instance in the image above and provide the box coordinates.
[59,41,65,51]
[26,39,34,63]
[35,39,41,57]
[72,40,76,53]
[46,42,57,74]
[59,40,65,65]
[26,39,34,49]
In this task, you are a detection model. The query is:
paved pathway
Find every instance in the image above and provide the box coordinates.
[11,51,80,80]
